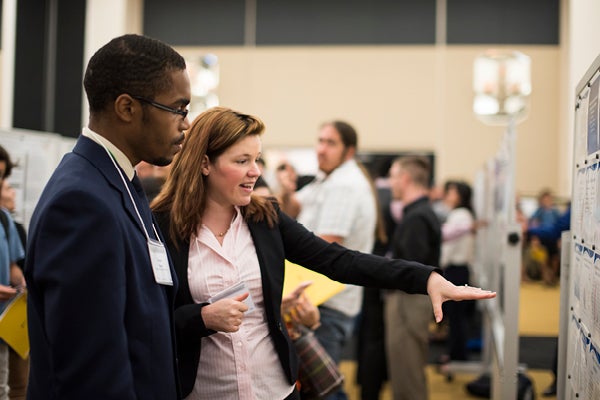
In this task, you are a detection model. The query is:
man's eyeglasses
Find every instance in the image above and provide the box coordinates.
[131,95,188,119]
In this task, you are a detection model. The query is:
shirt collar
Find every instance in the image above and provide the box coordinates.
[231,206,243,228]
[403,195,431,213]
[317,158,356,182]
[82,127,135,180]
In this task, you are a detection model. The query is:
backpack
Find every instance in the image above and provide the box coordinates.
[466,372,536,400]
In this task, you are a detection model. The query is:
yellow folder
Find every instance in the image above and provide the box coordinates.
[0,291,29,359]
[283,260,345,306]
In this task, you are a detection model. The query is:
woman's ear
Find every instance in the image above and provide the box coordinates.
[201,155,210,176]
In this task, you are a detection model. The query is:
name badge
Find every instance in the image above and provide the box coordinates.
[148,239,173,286]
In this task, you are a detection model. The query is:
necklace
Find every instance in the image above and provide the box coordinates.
[215,228,229,238]
[211,212,235,238]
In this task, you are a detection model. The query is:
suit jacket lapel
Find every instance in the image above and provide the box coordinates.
[247,219,282,324]
[73,136,148,237]
[74,137,179,299]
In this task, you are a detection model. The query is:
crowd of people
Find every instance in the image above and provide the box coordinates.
[0,34,501,400]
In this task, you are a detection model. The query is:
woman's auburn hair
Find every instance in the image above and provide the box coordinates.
[151,106,278,244]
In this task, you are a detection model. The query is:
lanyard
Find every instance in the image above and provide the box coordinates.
[88,131,162,243]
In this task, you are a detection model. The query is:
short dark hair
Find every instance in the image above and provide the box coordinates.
[0,145,13,179]
[394,155,431,188]
[83,34,186,113]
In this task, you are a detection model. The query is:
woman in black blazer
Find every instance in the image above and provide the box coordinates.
[152,107,495,399]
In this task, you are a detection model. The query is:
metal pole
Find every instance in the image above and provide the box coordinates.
[497,223,522,400]
[43,0,58,132]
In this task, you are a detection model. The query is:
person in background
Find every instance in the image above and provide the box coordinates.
[430,182,450,224]
[528,189,561,229]
[135,160,155,179]
[0,178,28,400]
[385,156,441,400]
[0,181,26,261]
[136,161,172,203]
[25,34,190,399]
[277,120,384,400]
[438,180,476,367]
[276,161,315,193]
[0,146,26,400]
[150,106,496,400]
[526,189,561,284]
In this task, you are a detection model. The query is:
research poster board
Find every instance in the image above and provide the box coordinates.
[565,54,600,400]
[0,129,75,228]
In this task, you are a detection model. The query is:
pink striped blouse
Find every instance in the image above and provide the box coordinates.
[186,207,294,399]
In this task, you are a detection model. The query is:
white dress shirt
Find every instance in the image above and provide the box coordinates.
[296,159,376,316]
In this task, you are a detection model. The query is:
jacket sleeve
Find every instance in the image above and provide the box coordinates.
[277,209,440,295]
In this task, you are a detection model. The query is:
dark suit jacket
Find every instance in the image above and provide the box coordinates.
[25,136,180,400]
[392,196,441,267]
[155,202,440,398]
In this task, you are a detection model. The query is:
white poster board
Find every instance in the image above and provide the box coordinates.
[562,54,600,400]
[0,129,76,228]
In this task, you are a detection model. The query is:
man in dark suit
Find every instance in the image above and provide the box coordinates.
[25,34,190,399]
[385,156,441,400]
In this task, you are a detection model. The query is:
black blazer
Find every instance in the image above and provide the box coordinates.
[155,203,440,397]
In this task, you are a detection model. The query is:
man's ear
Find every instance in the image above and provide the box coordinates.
[114,94,137,122]
[201,155,210,176]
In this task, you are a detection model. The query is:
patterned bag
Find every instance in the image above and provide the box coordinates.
[293,326,344,399]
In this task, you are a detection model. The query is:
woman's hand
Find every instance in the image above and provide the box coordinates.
[427,272,496,323]
[202,292,250,332]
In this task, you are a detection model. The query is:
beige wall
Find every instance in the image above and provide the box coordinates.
[7,0,600,201]
[178,44,560,197]
[0,43,562,197]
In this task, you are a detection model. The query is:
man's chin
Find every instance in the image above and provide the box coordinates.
[151,158,172,167]
[319,165,335,175]
[317,162,328,172]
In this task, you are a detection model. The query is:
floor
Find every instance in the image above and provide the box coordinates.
[339,363,555,400]
[339,280,560,400]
